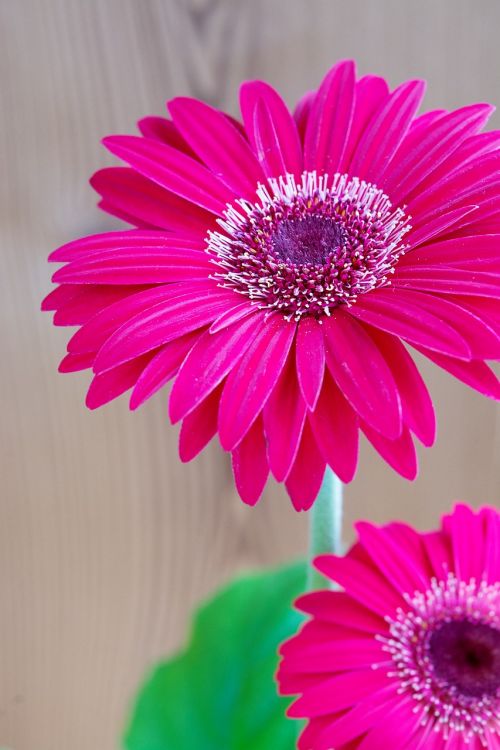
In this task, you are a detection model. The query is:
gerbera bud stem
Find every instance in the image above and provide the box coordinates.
[307,467,343,590]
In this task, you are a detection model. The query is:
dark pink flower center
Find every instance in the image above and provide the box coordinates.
[429,620,500,698]
[207,171,411,321]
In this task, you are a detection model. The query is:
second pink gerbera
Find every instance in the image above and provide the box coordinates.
[43,60,500,508]
[278,504,500,749]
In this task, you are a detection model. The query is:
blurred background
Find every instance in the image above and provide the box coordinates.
[1,1,499,748]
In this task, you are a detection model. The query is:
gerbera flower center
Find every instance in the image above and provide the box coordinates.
[429,620,500,698]
[207,171,411,321]
[381,575,500,743]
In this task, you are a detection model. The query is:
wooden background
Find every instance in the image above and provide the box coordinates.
[1,1,499,748]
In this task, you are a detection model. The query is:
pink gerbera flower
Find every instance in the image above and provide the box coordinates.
[278,504,500,749]
[43,60,500,508]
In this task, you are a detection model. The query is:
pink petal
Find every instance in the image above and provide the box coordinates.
[86,353,153,409]
[295,317,325,410]
[67,283,201,354]
[393,289,500,359]
[356,698,421,750]
[295,590,385,633]
[240,80,303,178]
[263,356,307,481]
[288,668,389,718]
[90,167,214,235]
[342,75,389,172]
[129,331,200,410]
[362,423,418,480]
[168,97,264,198]
[367,328,435,447]
[309,373,359,482]
[447,504,486,582]
[314,554,403,617]
[231,415,269,506]
[52,248,211,285]
[322,311,402,439]
[178,384,223,462]
[401,234,500,268]
[137,116,199,158]
[304,60,356,174]
[285,421,326,511]
[422,530,453,581]
[169,312,265,423]
[97,198,153,229]
[349,287,471,359]
[355,522,430,595]
[50,229,195,262]
[382,104,493,204]
[278,638,384,674]
[218,316,296,450]
[58,352,95,373]
[413,345,500,399]
[482,507,500,584]
[406,205,479,249]
[48,285,145,326]
[103,135,236,214]
[349,79,426,183]
[209,301,256,333]
[93,286,236,374]
[293,90,315,142]
[393,266,500,298]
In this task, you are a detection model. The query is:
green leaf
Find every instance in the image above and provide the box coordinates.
[124,561,305,750]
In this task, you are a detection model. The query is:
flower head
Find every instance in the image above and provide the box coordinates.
[278,504,500,748]
[43,60,500,508]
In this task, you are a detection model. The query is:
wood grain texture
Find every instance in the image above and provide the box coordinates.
[0,1,499,748]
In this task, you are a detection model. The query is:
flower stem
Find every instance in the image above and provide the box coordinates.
[307,467,343,590]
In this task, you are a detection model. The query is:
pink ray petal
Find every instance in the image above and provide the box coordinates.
[49,229,199,262]
[349,79,426,183]
[209,301,256,333]
[47,285,147,326]
[240,80,303,178]
[231,415,269,506]
[322,311,402,439]
[482,507,500,584]
[295,590,385,633]
[263,355,307,481]
[349,287,471,359]
[367,328,435,447]
[169,311,265,423]
[295,316,325,410]
[93,286,236,374]
[314,554,404,617]
[422,530,453,580]
[293,90,315,143]
[342,75,389,172]
[67,282,206,354]
[447,504,486,582]
[218,316,296,450]
[413,345,500,399]
[129,331,200,410]
[86,353,154,409]
[168,97,264,198]
[309,373,359,482]
[406,205,479,249]
[355,697,421,750]
[288,668,390,718]
[392,289,500,359]
[285,420,326,512]
[382,104,493,204]
[355,522,430,594]
[137,116,199,159]
[393,266,500,298]
[91,167,214,235]
[278,638,384,674]
[58,352,95,373]
[401,234,500,268]
[304,59,356,174]
[362,423,418,480]
[178,383,223,462]
[103,135,236,214]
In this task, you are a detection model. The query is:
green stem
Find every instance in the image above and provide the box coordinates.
[307,467,343,590]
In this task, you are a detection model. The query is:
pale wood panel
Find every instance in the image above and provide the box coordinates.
[0,1,499,748]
